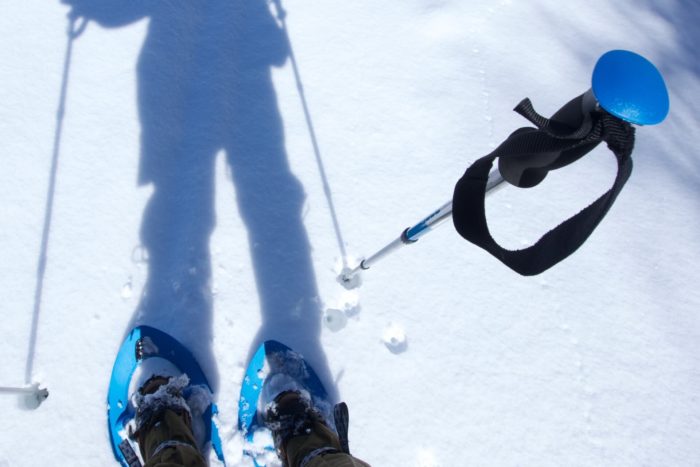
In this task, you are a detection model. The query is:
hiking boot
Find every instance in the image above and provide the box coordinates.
[131,374,193,447]
[264,390,344,466]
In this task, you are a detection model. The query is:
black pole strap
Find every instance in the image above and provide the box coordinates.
[452,96,635,276]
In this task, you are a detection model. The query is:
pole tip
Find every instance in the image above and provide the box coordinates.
[337,267,362,290]
[21,383,49,410]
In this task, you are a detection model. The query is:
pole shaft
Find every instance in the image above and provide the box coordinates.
[342,170,506,282]
[360,235,406,270]
[0,386,37,395]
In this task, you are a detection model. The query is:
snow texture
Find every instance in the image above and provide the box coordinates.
[1,1,699,466]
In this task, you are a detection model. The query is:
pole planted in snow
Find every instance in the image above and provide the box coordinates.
[0,384,49,409]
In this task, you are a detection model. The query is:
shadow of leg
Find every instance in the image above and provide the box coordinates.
[127,151,220,392]
[227,87,338,402]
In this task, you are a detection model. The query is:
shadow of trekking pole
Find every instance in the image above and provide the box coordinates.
[22,14,88,402]
[270,0,349,269]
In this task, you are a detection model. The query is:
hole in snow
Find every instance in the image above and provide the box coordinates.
[382,324,408,354]
[323,308,348,332]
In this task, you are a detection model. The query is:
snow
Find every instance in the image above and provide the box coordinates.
[1,1,699,466]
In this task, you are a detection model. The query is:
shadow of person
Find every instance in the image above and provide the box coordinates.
[63,0,338,401]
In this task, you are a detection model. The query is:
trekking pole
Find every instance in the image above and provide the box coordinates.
[0,385,50,410]
[22,13,87,398]
[338,170,506,288]
[339,49,669,287]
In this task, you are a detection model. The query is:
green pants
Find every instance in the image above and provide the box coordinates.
[139,409,370,467]
[139,410,205,467]
[285,419,371,467]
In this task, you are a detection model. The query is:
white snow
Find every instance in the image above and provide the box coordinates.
[1,1,699,466]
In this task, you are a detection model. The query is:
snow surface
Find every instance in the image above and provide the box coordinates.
[1,1,699,466]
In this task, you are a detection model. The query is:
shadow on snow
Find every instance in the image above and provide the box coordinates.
[63,0,338,401]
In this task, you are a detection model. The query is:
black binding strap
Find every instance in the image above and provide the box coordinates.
[452,95,635,276]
